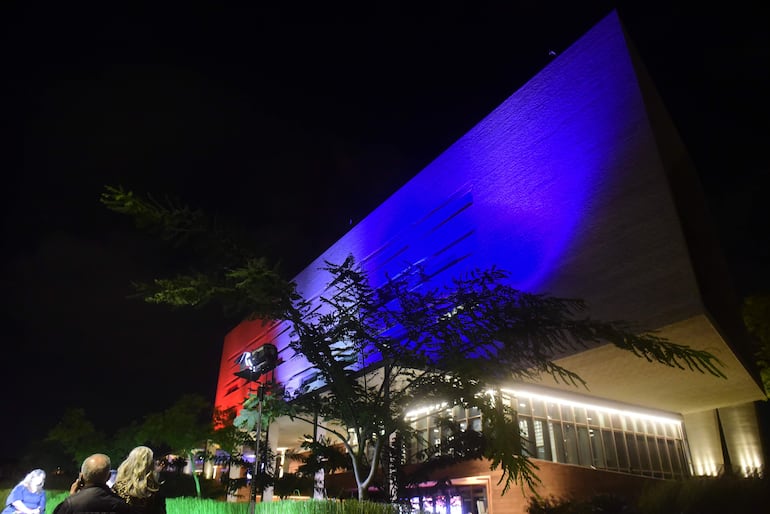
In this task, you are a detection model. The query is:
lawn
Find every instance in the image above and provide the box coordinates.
[0,490,402,514]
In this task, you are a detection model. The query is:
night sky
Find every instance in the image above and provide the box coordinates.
[2,3,768,463]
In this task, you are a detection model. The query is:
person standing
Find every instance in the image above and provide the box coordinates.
[2,469,46,514]
[112,446,166,514]
[53,453,132,514]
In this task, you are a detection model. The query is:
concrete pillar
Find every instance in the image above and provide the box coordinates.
[717,402,765,476]
[683,409,724,476]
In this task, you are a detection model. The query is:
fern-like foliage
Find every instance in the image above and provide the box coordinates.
[100,185,296,321]
[273,256,725,499]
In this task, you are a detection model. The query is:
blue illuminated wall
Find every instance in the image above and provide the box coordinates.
[217,11,703,401]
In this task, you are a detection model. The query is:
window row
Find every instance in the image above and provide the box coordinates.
[407,394,690,480]
[518,417,688,479]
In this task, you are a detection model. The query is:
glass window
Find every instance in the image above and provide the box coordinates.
[563,424,579,465]
[599,412,610,429]
[648,438,663,474]
[517,398,532,416]
[547,402,559,420]
[577,426,592,466]
[549,422,565,463]
[572,407,588,425]
[590,428,605,468]
[520,418,536,457]
[670,440,685,477]
[614,432,629,471]
[586,409,599,426]
[645,420,656,436]
[637,435,652,472]
[534,419,551,461]
[430,418,442,447]
[602,431,618,469]
[532,399,546,418]
[411,429,428,462]
[658,439,672,476]
[519,418,529,437]
[441,423,453,441]
[627,434,640,473]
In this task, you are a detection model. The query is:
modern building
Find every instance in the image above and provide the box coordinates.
[214,10,766,513]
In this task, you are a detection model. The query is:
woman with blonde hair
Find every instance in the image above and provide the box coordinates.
[2,469,46,514]
[113,446,165,514]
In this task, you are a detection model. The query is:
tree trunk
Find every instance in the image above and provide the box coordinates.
[313,468,325,499]
[312,410,326,498]
[188,450,202,498]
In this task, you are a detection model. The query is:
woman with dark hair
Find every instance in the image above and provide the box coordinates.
[2,469,46,514]
[112,446,166,514]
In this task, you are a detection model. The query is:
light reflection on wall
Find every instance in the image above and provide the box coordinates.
[292,16,638,296]
[274,13,639,391]
[718,403,765,477]
[691,457,719,477]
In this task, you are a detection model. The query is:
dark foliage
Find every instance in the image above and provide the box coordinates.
[636,475,769,514]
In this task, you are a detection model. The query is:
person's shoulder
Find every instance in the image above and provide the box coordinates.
[69,486,133,513]
[8,483,25,499]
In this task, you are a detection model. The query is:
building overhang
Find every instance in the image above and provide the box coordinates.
[536,314,766,414]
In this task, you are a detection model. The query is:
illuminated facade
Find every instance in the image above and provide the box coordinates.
[214,11,766,513]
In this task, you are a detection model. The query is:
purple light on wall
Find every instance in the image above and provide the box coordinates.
[309,12,639,293]
[279,11,643,384]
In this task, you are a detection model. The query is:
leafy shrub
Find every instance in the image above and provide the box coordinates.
[636,475,769,514]
[527,476,770,514]
[158,471,198,498]
[527,493,635,514]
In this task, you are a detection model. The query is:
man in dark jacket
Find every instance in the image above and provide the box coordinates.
[53,454,132,514]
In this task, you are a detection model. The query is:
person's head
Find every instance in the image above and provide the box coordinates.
[81,453,112,485]
[20,469,46,493]
[114,446,159,499]
[122,446,155,474]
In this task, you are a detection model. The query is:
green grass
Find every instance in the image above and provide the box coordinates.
[46,490,70,514]
[2,489,401,514]
[166,498,402,514]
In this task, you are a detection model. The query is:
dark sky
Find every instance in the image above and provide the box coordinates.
[2,3,768,462]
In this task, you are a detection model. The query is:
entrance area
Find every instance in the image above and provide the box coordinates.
[406,482,488,514]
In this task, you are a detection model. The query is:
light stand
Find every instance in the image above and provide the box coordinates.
[248,384,265,514]
[233,344,278,514]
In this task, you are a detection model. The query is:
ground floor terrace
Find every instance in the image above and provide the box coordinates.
[255,381,765,514]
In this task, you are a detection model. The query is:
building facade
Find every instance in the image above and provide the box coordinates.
[214,11,766,513]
